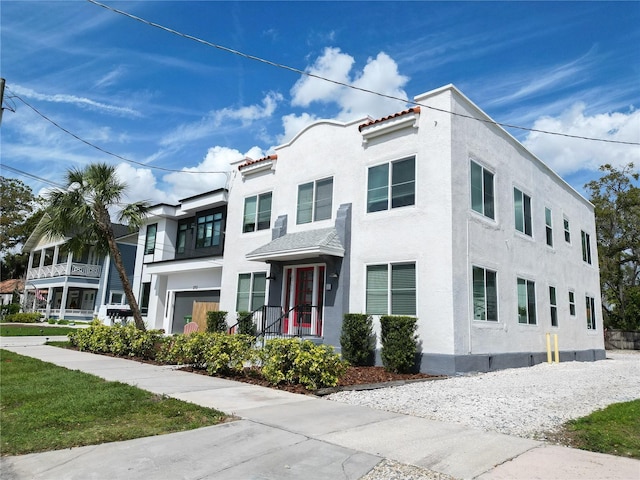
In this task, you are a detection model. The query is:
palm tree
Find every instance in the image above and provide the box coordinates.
[40,163,149,330]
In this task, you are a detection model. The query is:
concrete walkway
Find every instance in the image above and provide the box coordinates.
[1,337,638,480]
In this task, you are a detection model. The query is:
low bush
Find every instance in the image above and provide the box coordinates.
[340,313,375,366]
[206,311,228,333]
[1,303,21,316]
[204,334,256,375]
[260,338,347,390]
[380,315,419,373]
[236,311,257,336]
[48,318,57,324]
[157,332,215,368]
[4,312,43,323]
[68,321,164,360]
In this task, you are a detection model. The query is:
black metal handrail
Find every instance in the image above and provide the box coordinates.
[227,304,322,340]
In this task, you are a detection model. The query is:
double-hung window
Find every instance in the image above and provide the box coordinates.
[545,208,553,247]
[514,188,532,236]
[581,231,592,264]
[367,157,415,212]
[176,222,189,254]
[472,266,498,321]
[243,192,272,233]
[366,262,416,315]
[517,277,537,325]
[297,178,333,224]
[549,286,558,327]
[196,212,223,248]
[586,295,596,329]
[140,282,151,315]
[470,161,495,219]
[144,224,157,255]
[236,272,267,312]
[564,217,571,243]
[569,291,576,316]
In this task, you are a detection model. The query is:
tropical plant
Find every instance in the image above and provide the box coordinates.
[39,163,149,330]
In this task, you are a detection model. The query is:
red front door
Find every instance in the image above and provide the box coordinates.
[283,265,325,336]
[293,267,314,329]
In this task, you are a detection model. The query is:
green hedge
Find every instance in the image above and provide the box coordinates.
[68,321,164,360]
[236,311,258,336]
[340,313,375,366]
[4,312,43,323]
[260,338,347,390]
[380,315,419,373]
[206,311,228,333]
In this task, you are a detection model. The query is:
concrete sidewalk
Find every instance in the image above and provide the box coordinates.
[1,338,638,480]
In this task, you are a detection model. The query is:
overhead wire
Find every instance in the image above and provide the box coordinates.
[6,90,232,178]
[1,164,66,188]
[86,0,640,147]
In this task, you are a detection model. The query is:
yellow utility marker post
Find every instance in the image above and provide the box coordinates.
[546,333,552,363]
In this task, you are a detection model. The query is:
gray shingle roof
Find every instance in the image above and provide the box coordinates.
[247,227,344,261]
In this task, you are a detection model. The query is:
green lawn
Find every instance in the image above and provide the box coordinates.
[0,349,228,455]
[0,325,78,336]
[561,399,640,459]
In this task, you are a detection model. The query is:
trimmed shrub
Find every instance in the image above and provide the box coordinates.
[68,321,164,360]
[156,331,215,368]
[1,303,20,316]
[236,311,257,336]
[206,311,228,333]
[260,338,347,390]
[340,313,375,366]
[380,315,419,373]
[204,333,255,375]
[48,318,57,324]
[4,312,43,323]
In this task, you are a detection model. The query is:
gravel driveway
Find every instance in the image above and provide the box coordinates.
[329,350,640,440]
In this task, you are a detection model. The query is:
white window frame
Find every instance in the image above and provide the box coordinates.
[514,187,532,236]
[109,291,125,305]
[243,192,272,233]
[545,207,553,247]
[297,177,333,224]
[563,216,571,244]
[517,277,537,325]
[472,265,498,321]
[586,295,596,330]
[581,230,592,264]
[549,285,558,327]
[367,156,416,213]
[144,224,157,255]
[365,262,417,316]
[470,160,495,220]
[569,290,576,316]
[236,272,267,312]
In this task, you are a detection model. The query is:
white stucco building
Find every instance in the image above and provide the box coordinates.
[138,84,605,374]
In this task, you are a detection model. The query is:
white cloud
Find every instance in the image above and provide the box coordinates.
[161,146,264,200]
[290,48,409,122]
[95,66,127,89]
[115,163,169,205]
[523,103,640,176]
[160,92,283,148]
[11,85,140,117]
[278,112,319,144]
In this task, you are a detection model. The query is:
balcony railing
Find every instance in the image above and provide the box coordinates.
[27,262,102,280]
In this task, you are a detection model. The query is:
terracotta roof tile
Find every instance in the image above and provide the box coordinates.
[0,279,24,294]
[358,106,421,131]
[238,154,277,171]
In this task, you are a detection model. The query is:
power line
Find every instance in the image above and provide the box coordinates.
[7,91,232,178]
[87,0,640,147]
[1,164,65,188]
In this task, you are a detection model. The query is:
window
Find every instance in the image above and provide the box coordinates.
[569,291,576,316]
[236,272,267,312]
[517,278,536,324]
[176,222,188,254]
[549,286,558,327]
[243,192,272,233]
[545,208,553,247]
[109,292,124,305]
[581,231,592,264]
[196,212,223,248]
[514,188,532,236]
[586,295,596,329]
[140,282,151,315]
[564,217,571,243]
[367,157,415,212]
[470,161,495,219]
[472,266,498,321]
[31,250,42,268]
[144,224,157,255]
[297,178,333,224]
[366,263,416,315]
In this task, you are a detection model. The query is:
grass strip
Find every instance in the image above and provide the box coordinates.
[0,325,78,336]
[564,399,640,459]
[0,349,227,455]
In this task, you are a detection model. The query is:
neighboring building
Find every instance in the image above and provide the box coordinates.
[215,84,604,375]
[0,279,24,307]
[22,221,137,321]
[131,189,227,333]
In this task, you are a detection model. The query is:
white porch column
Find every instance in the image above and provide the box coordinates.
[44,286,53,319]
[59,280,69,320]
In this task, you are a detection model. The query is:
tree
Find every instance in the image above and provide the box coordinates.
[40,163,149,330]
[0,177,44,281]
[585,163,640,331]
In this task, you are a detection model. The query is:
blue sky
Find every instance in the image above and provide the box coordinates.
[1,1,639,204]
